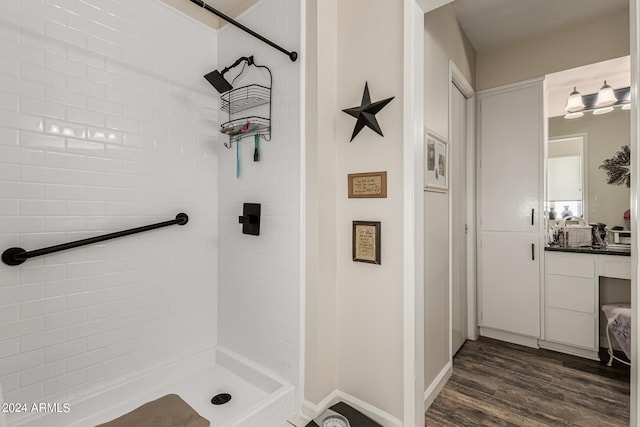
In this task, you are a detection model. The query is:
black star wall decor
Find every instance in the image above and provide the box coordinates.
[342,82,394,142]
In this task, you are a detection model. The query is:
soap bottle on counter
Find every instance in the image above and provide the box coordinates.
[591,223,606,247]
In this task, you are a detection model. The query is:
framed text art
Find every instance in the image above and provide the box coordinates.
[352,221,381,265]
[424,129,448,192]
[348,171,388,198]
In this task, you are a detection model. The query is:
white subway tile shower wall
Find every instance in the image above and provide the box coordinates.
[0,0,218,421]
[217,0,301,389]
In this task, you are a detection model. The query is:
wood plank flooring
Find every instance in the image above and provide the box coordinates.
[425,337,630,426]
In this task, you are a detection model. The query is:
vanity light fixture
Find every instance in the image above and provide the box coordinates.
[564,84,631,119]
[565,87,585,112]
[595,80,616,107]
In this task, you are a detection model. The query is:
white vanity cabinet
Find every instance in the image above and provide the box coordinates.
[477,78,544,345]
[541,250,631,360]
[543,252,597,354]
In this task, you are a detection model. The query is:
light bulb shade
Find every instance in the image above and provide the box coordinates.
[595,81,616,107]
[565,87,585,112]
[564,111,584,119]
[593,106,614,115]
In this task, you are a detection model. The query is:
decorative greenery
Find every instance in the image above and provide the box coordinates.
[599,145,630,188]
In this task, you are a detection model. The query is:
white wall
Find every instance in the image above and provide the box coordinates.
[423,4,475,391]
[306,1,425,421]
[334,0,405,420]
[216,0,301,389]
[0,0,218,422]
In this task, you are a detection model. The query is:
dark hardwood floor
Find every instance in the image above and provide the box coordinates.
[425,337,630,426]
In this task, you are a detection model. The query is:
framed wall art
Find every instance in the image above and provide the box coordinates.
[424,129,448,192]
[348,171,387,198]
[352,221,381,265]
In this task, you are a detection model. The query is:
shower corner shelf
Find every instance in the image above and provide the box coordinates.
[221,84,270,113]
[220,83,271,148]
[220,116,270,146]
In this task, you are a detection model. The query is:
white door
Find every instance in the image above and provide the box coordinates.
[478,83,541,232]
[479,232,540,338]
[451,85,467,355]
[477,79,543,340]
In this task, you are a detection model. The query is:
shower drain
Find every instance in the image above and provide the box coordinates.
[211,393,232,405]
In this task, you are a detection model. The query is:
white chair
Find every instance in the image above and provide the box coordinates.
[602,303,631,367]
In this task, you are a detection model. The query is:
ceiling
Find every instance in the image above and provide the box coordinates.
[449,0,630,117]
[159,0,259,29]
[450,0,628,53]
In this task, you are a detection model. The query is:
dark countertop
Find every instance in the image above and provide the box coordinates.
[545,245,631,256]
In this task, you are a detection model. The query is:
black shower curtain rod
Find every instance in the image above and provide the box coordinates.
[1,213,189,266]
[189,0,298,62]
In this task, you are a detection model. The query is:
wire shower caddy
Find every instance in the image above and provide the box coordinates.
[219,65,272,148]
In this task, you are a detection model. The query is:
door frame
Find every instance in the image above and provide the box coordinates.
[629,1,639,425]
[403,2,458,426]
[448,61,477,360]
[405,1,639,426]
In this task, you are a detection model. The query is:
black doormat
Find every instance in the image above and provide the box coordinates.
[305,401,382,427]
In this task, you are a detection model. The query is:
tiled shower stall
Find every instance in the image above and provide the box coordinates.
[0,0,301,425]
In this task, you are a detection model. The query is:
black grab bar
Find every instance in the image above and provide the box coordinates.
[2,213,188,266]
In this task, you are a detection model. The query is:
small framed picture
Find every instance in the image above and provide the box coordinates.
[348,171,387,198]
[424,129,448,192]
[352,221,381,265]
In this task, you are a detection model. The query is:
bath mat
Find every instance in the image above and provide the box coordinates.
[96,394,209,427]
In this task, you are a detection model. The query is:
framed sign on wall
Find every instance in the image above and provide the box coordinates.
[352,221,381,265]
[348,171,387,198]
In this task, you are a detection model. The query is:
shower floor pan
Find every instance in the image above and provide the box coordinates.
[13,346,295,427]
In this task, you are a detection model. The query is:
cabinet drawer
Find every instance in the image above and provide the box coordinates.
[598,256,631,280]
[546,309,596,350]
[546,275,595,313]
[546,252,595,278]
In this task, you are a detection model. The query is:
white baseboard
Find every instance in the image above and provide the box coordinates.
[286,415,308,427]
[301,391,338,421]
[302,390,402,427]
[479,327,539,348]
[424,361,452,410]
[538,340,600,361]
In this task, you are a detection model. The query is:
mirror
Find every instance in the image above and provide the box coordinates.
[546,135,586,220]
[546,57,631,230]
